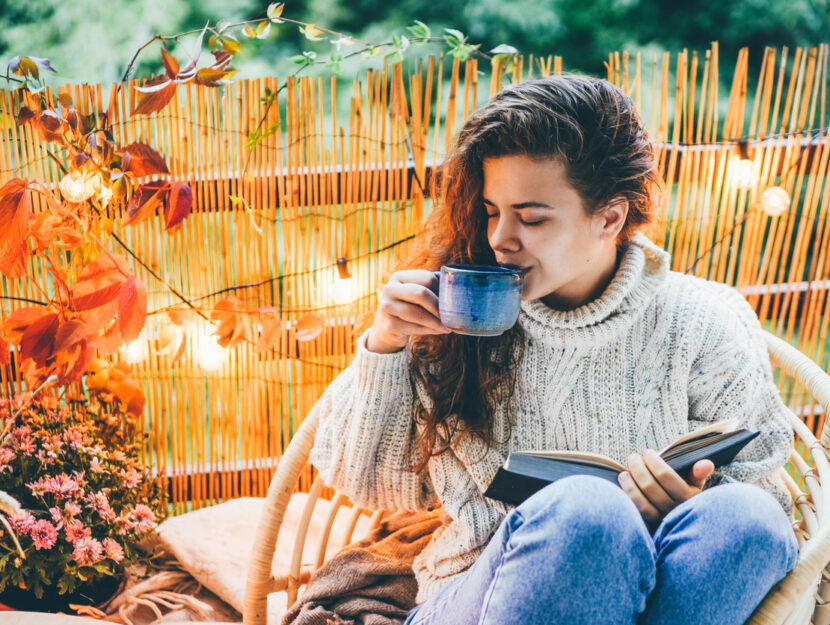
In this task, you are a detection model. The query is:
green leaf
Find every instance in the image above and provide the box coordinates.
[406,20,430,40]
[444,28,466,43]
[267,3,285,23]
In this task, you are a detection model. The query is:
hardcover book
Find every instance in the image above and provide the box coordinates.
[484,419,760,506]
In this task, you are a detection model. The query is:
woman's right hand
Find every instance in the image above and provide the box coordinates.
[366,270,451,353]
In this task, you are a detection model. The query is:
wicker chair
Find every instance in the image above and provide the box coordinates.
[243,330,830,625]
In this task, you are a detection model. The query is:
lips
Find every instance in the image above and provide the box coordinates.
[498,263,530,276]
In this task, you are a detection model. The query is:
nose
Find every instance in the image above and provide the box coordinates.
[488,213,521,253]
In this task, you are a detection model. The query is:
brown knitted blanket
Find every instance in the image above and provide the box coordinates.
[281,509,445,625]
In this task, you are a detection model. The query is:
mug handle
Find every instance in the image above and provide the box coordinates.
[431,271,441,294]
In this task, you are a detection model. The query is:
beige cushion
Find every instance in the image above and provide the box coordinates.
[155,494,373,622]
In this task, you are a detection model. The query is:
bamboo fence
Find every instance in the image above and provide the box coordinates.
[1,44,829,511]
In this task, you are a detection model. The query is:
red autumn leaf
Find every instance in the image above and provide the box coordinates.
[89,321,121,354]
[69,253,130,312]
[62,342,94,383]
[194,67,228,86]
[161,47,180,79]
[0,336,9,367]
[0,240,28,278]
[54,319,86,353]
[167,309,188,326]
[0,178,32,278]
[118,277,147,342]
[19,311,59,368]
[124,180,169,226]
[35,110,65,142]
[2,306,52,344]
[295,313,324,342]
[210,295,249,348]
[17,106,35,125]
[132,76,177,116]
[256,308,282,352]
[121,143,169,178]
[165,181,192,231]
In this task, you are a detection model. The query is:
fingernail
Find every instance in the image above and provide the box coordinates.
[618,472,629,484]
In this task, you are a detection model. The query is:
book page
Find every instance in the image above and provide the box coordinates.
[518,450,627,473]
[659,418,739,455]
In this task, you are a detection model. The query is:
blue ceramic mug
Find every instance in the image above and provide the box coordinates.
[433,265,524,336]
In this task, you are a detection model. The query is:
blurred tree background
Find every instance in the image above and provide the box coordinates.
[1,0,827,86]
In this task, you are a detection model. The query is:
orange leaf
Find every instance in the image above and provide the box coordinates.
[89,320,122,355]
[124,181,169,226]
[81,299,120,340]
[132,76,177,116]
[2,306,53,344]
[118,277,147,343]
[194,67,228,86]
[0,336,9,367]
[256,308,282,352]
[295,313,324,342]
[164,181,192,231]
[70,254,130,311]
[161,47,180,79]
[210,296,248,348]
[0,178,32,278]
[167,309,189,326]
[54,319,86,353]
[121,143,170,178]
[19,312,59,368]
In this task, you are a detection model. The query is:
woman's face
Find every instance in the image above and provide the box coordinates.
[482,154,625,309]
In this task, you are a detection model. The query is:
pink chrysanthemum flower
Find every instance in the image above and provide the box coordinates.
[89,457,104,473]
[11,426,35,456]
[30,519,58,550]
[28,473,84,500]
[49,507,65,529]
[72,536,104,566]
[85,491,116,521]
[122,469,142,489]
[127,504,157,534]
[62,427,84,450]
[103,538,125,562]
[64,519,91,543]
[64,501,82,516]
[13,511,36,534]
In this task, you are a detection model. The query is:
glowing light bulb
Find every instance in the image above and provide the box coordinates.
[734,158,755,189]
[334,277,354,305]
[760,186,790,217]
[124,339,148,364]
[196,336,225,372]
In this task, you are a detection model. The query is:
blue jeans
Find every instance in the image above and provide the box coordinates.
[404,475,798,625]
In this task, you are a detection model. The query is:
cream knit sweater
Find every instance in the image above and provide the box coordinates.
[309,232,793,604]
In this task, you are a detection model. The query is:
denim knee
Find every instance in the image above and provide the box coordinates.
[517,475,653,556]
[661,482,798,572]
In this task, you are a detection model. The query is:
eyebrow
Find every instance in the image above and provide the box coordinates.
[482,198,553,210]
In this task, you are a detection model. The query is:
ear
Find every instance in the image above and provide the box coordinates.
[597,197,629,240]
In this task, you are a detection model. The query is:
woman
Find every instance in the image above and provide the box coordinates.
[308,74,798,625]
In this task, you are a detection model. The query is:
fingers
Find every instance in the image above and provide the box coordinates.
[619,450,703,523]
[382,273,442,324]
[689,459,715,489]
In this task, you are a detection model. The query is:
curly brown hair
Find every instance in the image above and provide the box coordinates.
[404,73,660,472]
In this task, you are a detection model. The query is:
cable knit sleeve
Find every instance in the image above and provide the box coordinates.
[686,285,793,513]
[308,331,438,512]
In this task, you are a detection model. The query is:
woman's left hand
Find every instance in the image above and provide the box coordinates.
[617,451,715,525]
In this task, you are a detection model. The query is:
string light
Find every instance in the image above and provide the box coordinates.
[733,139,755,190]
[124,337,149,364]
[334,257,354,305]
[760,186,790,217]
[192,325,226,372]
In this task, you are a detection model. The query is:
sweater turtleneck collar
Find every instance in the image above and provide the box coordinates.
[518,232,670,347]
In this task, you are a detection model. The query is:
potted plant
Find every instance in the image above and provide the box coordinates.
[0,379,165,613]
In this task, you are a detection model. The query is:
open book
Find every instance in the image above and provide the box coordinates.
[483,419,759,506]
